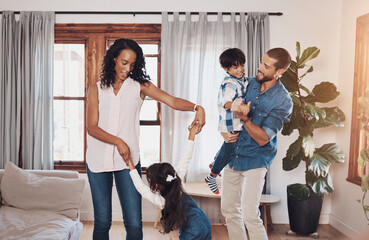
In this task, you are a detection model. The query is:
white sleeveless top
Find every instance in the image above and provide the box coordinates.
[86,78,143,173]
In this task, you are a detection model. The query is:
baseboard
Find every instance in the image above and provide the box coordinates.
[318,214,329,224]
[80,211,158,222]
[329,214,361,239]
[271,212,329,224]
[271,212,289,224]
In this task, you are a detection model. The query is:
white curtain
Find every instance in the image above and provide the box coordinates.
[161,12,269,222]
[0,12,21,169]
[0,11,54,170]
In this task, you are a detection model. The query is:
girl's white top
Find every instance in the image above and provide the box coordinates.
[86,78,143,173]
[129,140,195,209]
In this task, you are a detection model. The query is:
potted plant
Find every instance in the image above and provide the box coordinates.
[280,42,346,236]
[356,90,369,223]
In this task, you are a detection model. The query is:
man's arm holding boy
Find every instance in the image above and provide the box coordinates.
[231,98,292,146]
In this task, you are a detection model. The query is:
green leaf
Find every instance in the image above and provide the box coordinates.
[315,107,346,129]
[358,95,369,109]
[361,175,369,192]
[281,67,298,92]
[364,205,369,214]
[296,42,301,62]
[289,60,297,73]
[305,104,326,121]
[307,143,345,177]
[302,135,315,158]
[283,148,304,171]
[306,170,334,196]
[287,183,310,200]
[364,204,369,214]
[314,143,345,164]
[299,84,312,95]
[298,66,314,82]
[282,121,295,136]
[303,82,340,104]
[286,137,303,159]
[282,121,293,136]
[291,94,301,104]
[283,156,301,171]
[358,97,369,120]
[299,119,316,137]
[297,47,320,68]
[358,149,369,167]
[282,104,303,136]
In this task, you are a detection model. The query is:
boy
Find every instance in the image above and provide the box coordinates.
[205,48,250,194]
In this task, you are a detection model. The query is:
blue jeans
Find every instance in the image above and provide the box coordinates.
[179,194,212,240]
[211,141,237,175]
[86,163,143,240]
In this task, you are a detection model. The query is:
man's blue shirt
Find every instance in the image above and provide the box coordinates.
[228,77,293,171]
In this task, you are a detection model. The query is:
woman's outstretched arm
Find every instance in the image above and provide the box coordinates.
[141,82,205,133]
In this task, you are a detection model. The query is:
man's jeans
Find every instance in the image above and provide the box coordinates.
[87,163,143,240]
[221,166,268,240]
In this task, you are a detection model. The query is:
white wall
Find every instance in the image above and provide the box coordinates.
[330,0,369,238]
[3,0,363,236]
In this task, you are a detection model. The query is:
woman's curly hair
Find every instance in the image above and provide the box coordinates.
[146,163,187,233]
[100,38,150,88]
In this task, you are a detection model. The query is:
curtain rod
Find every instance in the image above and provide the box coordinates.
[1,11,283,16]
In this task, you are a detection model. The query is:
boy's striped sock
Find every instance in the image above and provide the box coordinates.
[205,172,219,194]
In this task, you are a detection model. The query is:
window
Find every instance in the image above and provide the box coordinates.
[54,24,161,172]
[53,43,85,163]
[348,14,369,185]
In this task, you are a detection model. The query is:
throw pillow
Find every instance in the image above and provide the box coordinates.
[0,162,85,220]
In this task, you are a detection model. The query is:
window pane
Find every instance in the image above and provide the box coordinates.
[141,44,158,54]
[145,57,158,87]
[54,44,85,97]
[54,100,84,161]
[140,126,160,167]
[140,100,158,121]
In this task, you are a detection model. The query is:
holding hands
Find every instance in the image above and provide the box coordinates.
[116,138,132,164]
[191,105,206,134]
[221,98,251,143]
[231,98,251,116]
[188,122,200,140]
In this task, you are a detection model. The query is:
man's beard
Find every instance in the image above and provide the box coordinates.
[256,75,274,84]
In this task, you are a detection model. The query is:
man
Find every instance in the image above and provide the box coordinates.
[220,48,293,240]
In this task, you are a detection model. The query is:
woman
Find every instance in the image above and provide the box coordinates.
[85,38,205,240]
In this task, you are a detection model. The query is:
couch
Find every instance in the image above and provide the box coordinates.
[0,162,85,240]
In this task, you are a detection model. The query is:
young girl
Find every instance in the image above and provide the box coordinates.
[126,123,212,240]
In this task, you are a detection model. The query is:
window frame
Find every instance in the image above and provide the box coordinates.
[347,14,369,185]
[54,24,162,173]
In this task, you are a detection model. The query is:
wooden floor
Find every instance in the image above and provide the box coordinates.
[80,221,351,240]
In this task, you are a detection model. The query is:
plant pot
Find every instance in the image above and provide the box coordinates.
[287,187,323,235]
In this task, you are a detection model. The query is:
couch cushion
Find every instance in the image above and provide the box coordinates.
[0,162,85,220]
[0,206,82,240]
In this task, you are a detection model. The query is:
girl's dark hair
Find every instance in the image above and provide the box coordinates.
[219,48,246,69]
[100,38,150,88]
[146,163,186,233]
